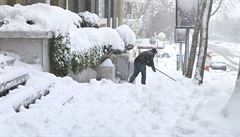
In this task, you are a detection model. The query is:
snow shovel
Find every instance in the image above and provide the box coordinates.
[155,68,177,82]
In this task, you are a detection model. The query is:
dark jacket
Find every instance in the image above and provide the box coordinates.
[134,50,156,72]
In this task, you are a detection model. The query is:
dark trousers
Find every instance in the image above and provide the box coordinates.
[129,62,146,84]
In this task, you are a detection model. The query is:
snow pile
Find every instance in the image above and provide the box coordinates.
[0,3,81,33]
[0,65,237,136]
[116,24,136,45]
[0,42,238,136]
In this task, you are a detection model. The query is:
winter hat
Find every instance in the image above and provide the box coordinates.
[152,48,157,54]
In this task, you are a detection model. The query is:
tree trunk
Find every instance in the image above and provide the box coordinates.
[183,28,190,75]
[224,60,240,136]
[194,0,213,84]
[186,0,204,78]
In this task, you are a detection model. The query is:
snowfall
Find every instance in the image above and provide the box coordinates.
[0,3,240,137]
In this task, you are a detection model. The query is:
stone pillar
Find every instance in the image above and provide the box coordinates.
[111,54,130,81]
[97,65,115,81]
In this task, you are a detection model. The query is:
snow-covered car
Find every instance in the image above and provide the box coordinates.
[210,62,227,71]
[210,55,227,71]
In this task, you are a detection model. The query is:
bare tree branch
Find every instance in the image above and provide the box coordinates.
[211,0,224,17]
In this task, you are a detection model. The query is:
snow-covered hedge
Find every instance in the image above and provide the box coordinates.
[49,34,71,76]
[78,11,99,28]
[0,4,136,76]
[49,33,103,77]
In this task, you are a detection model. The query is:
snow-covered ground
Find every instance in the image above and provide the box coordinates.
[0,43,238,137]
[0,3,239,137]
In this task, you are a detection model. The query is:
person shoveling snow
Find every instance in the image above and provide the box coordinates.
[129,48,157,84]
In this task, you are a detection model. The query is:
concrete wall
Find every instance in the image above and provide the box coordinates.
[0,31,52,72]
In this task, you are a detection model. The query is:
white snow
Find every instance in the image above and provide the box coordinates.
[0,3,81,33]
[0,3,239,137]
[0,67,27,84]
[0,4,125,53]
[79,11,100,26]
[70,27,124,51]
[0,42,238,137]
[116,24,136,45]
[99,59,113,67]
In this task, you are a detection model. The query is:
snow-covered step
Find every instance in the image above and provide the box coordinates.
[0,68,29,97]
[0,80,55,113]
[0,53,15,68]
[14,83,54,112]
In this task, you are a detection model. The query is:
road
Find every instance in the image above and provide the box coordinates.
[208,42,240,70]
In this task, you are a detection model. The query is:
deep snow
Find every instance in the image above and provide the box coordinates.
[0,3,239,137]
[0,42,239,137]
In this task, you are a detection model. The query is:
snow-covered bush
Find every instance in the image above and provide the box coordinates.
[50,34,103,76]
[78,11,99,28]
[49,34,71,77]
[0,4,127,76]
[71,47,103,74]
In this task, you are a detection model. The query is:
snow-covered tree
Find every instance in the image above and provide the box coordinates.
[186,0,224,78]
[194,0,213,84]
